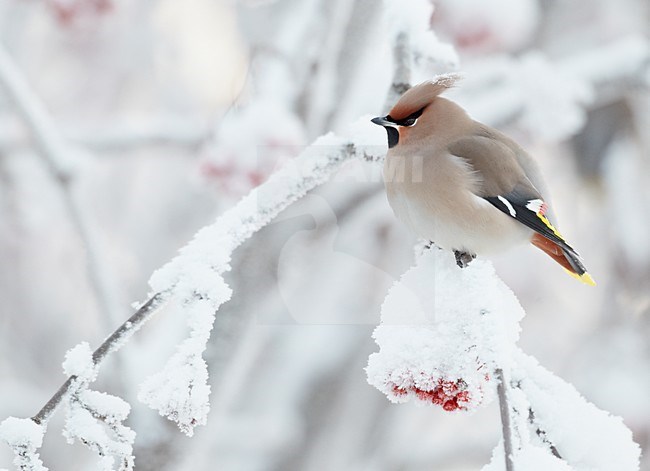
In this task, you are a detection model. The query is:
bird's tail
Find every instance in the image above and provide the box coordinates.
[531,233,596,286]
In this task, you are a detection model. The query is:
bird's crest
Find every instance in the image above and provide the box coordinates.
[388,73,462,121]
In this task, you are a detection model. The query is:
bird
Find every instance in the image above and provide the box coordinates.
[371,74,595,285]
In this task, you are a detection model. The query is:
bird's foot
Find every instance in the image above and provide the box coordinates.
[454,250,476,268]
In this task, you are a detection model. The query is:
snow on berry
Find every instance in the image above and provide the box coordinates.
[391,378,473,411]
[366,248,524,411]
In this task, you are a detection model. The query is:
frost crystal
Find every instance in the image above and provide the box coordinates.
[138,297,221,436]
[138,345,211,436]
[0,418,47,471]
[62,341,97,382]
[63,391,135,471]
[60,346,136,471]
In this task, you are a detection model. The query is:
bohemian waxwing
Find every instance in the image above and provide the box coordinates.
[372,74,595,285]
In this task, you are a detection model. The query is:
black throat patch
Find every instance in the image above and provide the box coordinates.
[386,127,399,148]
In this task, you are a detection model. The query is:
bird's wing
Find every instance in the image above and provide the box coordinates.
[448,134,535,197]
[447,135,572,254]
[483,187,570,253]
[482,188,590,279]
[474,124,557,223]
[448,134,589,277]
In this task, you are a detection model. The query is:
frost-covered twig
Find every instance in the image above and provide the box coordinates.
[496,369,515,471]
[0,418,46,471]
[528,408,562,460]
[0,44,122,329]
[137,126,391,433]
[7,113,387,442]
[49,343,137,469]
[32,294,165,426]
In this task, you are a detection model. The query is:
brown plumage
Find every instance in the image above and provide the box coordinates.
[388,76,460,121]
[372,74,595,285]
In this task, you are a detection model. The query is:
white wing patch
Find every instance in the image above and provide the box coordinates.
[497,195,517,217]
[525,199,546,214]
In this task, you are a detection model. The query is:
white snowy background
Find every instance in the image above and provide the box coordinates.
[0,0,649,469]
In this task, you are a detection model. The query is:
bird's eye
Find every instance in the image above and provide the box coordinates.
[401,118,417,127]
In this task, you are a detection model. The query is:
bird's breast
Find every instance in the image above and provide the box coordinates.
[383,149,474,217]
[382,150,530,253]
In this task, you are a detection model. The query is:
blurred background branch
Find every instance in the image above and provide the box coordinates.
[0,0,649,469]
[0,44,123,331]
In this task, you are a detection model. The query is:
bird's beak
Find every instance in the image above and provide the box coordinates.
[371,116,393,127]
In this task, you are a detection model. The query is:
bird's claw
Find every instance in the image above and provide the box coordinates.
[454,250,476,268]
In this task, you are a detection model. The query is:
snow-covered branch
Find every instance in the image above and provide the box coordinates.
[18,130,385,430]
[366,249,641,470]
[0,118,386,466]
[3,0,646,469]
[366,249,522,410]
[31,294,165,426]
[0,418,46,471]
[137,125,394,434]
[1,3,430,459]
[1,16,411,460]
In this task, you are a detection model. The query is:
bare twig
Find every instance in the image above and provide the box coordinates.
[496,368,515,471]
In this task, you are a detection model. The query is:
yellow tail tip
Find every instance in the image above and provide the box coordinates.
[564,269,596,286]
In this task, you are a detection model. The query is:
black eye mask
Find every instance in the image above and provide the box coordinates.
[372,106,427,148]
[388,107,426,127]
